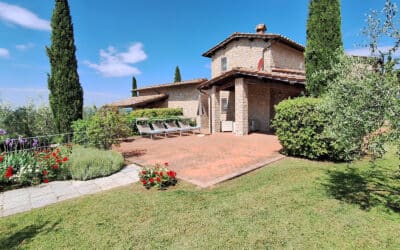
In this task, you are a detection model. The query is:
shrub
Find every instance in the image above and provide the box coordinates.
[138,162,177,189]
[68,145,124,180]
[0,146,71,190]
[72,108,131,149]
[272,97,347,161]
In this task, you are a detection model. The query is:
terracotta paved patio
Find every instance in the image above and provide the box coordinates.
[116,133,285,188]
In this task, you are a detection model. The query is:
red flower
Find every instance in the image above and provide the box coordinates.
[52,152,57,157]
[43,179,49,183]
[62,157,68,162]
[0,155,3,162]
[149,178,154,183]
[52,164,59,170]
[141,170,146,175]
[141,179,147,185]
[159,172,163,177]
[156,177,161,183]
[56,159,62,163]
[4,166,13,178]
[164,162,169,166]
[167,171,176,178]
[43,170,48,176]
[45,155,50,159]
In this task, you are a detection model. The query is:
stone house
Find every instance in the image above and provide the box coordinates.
[110,24,305,135]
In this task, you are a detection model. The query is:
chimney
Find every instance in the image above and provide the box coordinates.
[256,24,267,34]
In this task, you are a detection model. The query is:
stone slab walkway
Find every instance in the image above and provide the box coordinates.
[0,164,140,218]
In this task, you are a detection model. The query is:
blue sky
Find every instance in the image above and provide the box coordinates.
[0,0,396,107]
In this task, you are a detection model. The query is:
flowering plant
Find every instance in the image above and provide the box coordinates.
[138,162,177,189]
[0,145,71,188]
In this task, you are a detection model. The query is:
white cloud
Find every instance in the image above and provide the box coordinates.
[16,42,35,51]
[0,48,9,58]
[84,43,147,77]
[346,46,400,57]
[0,2,50,31]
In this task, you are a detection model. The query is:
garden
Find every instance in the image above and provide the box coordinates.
[0,104,182,191]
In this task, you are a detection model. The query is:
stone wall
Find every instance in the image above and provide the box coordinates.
[248,84,270,132]
[271,42,304,70]
[210,38,304,78]
[211,39,268,77]
[139,85,201,118]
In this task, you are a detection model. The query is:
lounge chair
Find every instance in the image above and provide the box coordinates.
[178,120,201,134]
[136,123,164,139]
[151,121,178,136]
[165,121,192,136]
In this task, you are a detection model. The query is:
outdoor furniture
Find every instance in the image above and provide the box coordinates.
[136,123,165,139]
[165,121,192,136]
[152,121,178,136]
[178,120,201,134]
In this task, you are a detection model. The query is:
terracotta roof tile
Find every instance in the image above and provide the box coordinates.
[203,33,305,58]
[198,68,305,90]
[108,94,168,108]
[134,78,207,91]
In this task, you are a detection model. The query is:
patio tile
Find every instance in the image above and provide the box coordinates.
[74,182,101,195]
[3,204,31,217]
[29,185,53,198]
[119,133,285,188]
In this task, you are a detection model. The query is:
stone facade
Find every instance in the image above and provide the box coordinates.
[234,78,249,136]
[210,37,304,78]
[139,84,200,119]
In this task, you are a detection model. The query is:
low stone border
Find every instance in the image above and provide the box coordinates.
[0,164,140,217]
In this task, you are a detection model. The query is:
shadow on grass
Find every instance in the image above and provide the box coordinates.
[323,165,400,212]
[0,220,60,249]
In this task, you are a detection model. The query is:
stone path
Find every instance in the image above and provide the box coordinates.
[0,164,140,217]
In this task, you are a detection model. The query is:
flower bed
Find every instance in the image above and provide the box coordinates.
[138,162,177,189]
[0,146,71,191]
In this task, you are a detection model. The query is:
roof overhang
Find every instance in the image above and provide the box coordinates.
[198,68,305,90]
[202,33,305,58]
[107,93,169,108]
[134,78,208,92]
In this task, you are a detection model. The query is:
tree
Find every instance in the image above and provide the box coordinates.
[174,66,181,83]
[47,0,83,134]
[305,0,343,96]
[131,76,138,97]
[322,0,400,161]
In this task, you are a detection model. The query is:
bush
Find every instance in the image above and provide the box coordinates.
[0,146,71,190]
[72,108,131,149]
[67,145,124,180]
[138,162,177,189]
[272,97,347,161]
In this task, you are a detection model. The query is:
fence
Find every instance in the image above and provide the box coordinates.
[0,133,75,153]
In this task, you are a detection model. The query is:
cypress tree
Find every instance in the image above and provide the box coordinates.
[131,76,138,97]
[305,0,343,96]
[47,0,83,133]
[174,66,182,83]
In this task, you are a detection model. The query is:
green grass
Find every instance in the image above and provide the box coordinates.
[1,149,400,249]
[68,145,125,180]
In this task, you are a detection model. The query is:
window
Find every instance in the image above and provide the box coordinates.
[221,57,227,72]
[221,98,228,113]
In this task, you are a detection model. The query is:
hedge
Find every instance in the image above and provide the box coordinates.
[272,97,346,161]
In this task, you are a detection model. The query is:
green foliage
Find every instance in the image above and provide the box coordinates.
[305,0,343,96]
[72,108,131,149]
[174,66,182,83]
[131,76,138,97]
[126,108,184,134]
[0,103,55,137]
[272,97,347,161]
[47,0,83,133]
[129,108,183,119]
[322,52,400,161]
[67,145,124,180]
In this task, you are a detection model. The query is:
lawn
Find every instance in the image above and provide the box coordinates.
[1,149,400,249]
